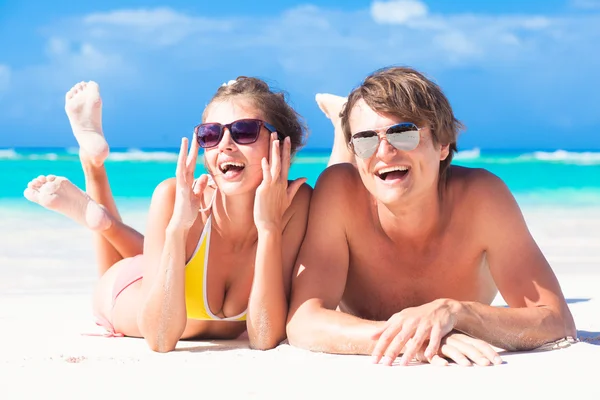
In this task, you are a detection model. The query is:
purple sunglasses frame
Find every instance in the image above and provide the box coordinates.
[194,118,281,149]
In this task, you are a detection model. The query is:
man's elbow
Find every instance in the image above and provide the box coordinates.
[556,306,577,339]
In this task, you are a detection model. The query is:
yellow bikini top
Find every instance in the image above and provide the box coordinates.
[183,176,247,321]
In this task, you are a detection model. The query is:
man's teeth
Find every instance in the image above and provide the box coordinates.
[377,166,409,175]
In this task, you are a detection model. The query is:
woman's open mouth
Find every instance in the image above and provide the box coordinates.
[219,161,246,179]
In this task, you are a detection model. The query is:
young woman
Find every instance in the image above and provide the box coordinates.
[24,77,311,352]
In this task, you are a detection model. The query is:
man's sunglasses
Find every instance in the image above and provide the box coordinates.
[194,118,278,149]
[350,122,421,159]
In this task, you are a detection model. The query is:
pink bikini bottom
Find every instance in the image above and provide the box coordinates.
[93,255,145,336]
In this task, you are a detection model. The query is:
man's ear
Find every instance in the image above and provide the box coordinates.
[440,143,450,161]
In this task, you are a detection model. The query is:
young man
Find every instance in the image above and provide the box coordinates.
[287,67,576,367]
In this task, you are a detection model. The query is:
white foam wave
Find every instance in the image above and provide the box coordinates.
[29,153,59,160]
[107,148,178,162]
[454,148,480,160]
[0,149,19,159]
[519,150,600,165]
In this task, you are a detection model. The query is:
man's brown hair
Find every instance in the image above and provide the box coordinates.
[341,66,464,182]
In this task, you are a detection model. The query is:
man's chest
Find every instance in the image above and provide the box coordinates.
[342,232,496,320]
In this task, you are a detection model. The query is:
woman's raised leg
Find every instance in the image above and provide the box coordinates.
[315,93,355,167]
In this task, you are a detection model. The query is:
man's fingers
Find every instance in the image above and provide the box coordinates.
[447,335,499,366]
[381,330,414,366]
[461,335,502,365]
[371,324,403,365]
[429,354,449,367]
[425,324,443,360]
[439,343,472,367]
[370,319,393,340]
[398,327,427,366]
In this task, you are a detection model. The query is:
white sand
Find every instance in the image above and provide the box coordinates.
[1,205,599,399]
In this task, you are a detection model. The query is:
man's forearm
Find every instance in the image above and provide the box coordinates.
[452,300,575,351]
[287,304,384,355]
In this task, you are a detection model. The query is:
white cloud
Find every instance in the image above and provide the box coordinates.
[571,0,600,10]
[0,64,10,92]
[82,8,232,47]
[1,4,600,122]
[371,0,428,24]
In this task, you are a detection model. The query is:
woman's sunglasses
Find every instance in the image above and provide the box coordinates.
[350,122,421,159]
[194,118,278,149]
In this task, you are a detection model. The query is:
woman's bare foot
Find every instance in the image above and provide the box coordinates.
[315,93,355,166]
[65,81,109,167]
[315,93,347,124]
[24,175,112,231]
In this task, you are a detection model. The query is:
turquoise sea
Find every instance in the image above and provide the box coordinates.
[2,147,600,212]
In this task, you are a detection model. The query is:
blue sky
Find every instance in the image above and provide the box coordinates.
[0,0,599,151]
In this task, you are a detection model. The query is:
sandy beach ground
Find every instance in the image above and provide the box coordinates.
[1,204,599,399]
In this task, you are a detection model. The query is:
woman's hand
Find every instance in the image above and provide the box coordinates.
[253,133,306,232]
[170,134,208,231]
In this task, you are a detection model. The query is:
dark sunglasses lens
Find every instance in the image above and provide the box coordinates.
[231,120,262,144]
[197,124,222,148]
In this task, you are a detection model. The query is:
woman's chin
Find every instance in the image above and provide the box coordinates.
[214,175,261,197]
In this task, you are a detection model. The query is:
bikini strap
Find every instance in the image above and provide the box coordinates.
[198,174,218,213]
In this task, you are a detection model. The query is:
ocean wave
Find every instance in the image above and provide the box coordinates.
[518,150,600,165]
[0,149,18,159]
[0,148,181,162]
[107,148,179,162]
[454,148,481,160]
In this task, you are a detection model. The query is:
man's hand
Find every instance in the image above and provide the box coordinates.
[416,333,503,367]
[371,299,457,366]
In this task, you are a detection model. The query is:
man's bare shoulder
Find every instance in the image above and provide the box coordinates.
[448,165,519,223]
[309,163,368,221]
[314,163,364,196]
[286,182,313,217]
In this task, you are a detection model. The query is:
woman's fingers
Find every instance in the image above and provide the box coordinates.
[270,133,281,179]
[186,132,200,180]
[280,136,292,181]
[176,138,188,184]
[193,174,209,198]
[261,157,271,185]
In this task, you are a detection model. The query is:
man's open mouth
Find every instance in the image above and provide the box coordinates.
[375,165,410,181]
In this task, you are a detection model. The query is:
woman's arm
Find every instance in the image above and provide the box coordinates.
[247,184,311,350]
[137,138,207,352]
[246,135,310,350]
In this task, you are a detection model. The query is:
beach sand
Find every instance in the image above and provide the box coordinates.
[1,205,599,399]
